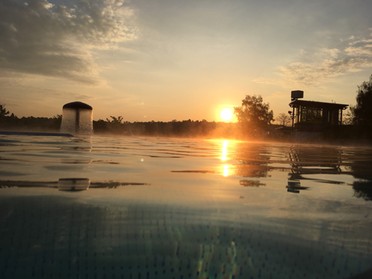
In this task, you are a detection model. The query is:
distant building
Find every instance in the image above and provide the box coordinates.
[289,99,348,129]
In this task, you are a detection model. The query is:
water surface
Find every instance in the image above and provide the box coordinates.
[0,135,371,278]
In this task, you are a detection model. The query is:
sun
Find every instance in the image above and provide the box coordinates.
[219,107,235,122]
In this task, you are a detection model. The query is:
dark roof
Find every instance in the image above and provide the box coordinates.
[63,101,92,110]
[289,100,348,110]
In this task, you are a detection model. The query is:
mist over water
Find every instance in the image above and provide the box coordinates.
[0,135,371,278]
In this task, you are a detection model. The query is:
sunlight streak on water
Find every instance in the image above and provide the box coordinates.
[222,164,230,177]
[220,139,229,161]
[218,139,237,177]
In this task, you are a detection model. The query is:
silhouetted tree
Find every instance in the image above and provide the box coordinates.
[103,116,129,133]
[0,104,10,119]
[106,116,124,125]
[353,74,372,129]
[235,95,273,137]
[93,119,109,132]
[0,104,11,128]
[276,112,291,126]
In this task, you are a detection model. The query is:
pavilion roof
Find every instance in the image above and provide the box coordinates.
[289,99,348,110]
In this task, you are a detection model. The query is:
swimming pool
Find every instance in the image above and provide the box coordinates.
[0,135,371,278]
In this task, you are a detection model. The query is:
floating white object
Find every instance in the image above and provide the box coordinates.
[58,178,90,191]
[60,101,93,135]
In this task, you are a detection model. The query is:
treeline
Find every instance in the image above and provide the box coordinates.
[0,112,62,132]
[0,109,239,138]
[94,118,221,137]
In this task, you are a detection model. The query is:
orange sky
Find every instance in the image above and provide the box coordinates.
[0,0,371,122]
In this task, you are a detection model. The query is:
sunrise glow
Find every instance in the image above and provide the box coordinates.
[219,107,235,123]
[0,0,370,122]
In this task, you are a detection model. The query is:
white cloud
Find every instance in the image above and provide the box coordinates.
[280,31,372,85]
[0,0,137,83]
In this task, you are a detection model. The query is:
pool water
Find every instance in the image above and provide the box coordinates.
[0,135,371,279]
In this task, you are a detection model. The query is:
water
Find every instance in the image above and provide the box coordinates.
[0,135,371,279]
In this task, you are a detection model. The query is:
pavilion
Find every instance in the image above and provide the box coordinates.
[288,91,348,130]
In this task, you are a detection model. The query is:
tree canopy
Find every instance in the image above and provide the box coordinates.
[353,74,372,129]
[276,112,291,126]
[0,104,9,119]
[234,95,273,136]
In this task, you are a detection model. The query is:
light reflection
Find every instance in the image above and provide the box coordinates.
[222,164,230,177]
[221,140,229,161]
[219,140,237,177]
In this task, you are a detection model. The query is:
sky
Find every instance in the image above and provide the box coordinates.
[0,0,371,122]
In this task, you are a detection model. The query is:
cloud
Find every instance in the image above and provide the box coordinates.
[280,31,372,85]
[0,0,136,83]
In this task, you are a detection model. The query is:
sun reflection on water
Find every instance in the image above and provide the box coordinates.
[222,164,231,177]
[221,140,229,161]
[219,139,236,177]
